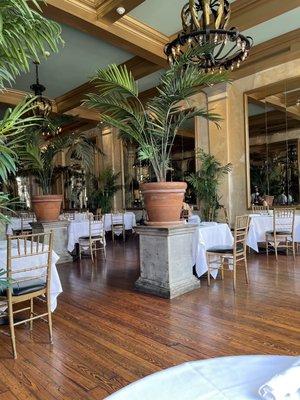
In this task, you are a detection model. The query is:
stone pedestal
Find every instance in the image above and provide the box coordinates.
[135,224,200,299]
[31,220,72,264]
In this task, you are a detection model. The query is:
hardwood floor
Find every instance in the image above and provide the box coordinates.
[0,236,299,399]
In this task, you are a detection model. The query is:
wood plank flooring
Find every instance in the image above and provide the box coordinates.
[0,236,299,399]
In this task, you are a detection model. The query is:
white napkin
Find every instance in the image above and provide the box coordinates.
[259,358,300,400]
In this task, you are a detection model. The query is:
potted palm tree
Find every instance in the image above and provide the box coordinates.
[90,167,121,213]
[187,150,232,221]
[20,119,101,221]
[85,46,228,225]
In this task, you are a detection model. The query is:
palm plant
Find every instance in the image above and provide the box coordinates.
[0,0,63,219]
[85,45,228,182]
[187,150,232,221]
[0,0,63,89]
[19,120,102,195]
[90,168,121,213]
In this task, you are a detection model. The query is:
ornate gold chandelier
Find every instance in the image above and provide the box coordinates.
[164,0,253,72]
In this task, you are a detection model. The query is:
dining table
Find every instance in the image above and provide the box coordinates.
[103,212,136,233]
[67,219,103,252]
[190,222,234,278]
[104,355,298,400]
[247,214,300,252]
[0,240,62,312]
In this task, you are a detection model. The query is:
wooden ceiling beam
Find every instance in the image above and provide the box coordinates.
[229,0,300,32]
[42,1,167,67]
[230,29,300,81]
[95,0,145,23]
[55,55,162,113]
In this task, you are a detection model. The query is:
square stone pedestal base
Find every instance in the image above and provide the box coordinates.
[31,220,72,264]
[135,224,200,299]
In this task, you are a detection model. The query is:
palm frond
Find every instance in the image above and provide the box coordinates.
[0,0,63,89]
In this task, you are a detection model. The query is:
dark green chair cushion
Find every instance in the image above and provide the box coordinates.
[0,279,46,297]
[266,231,292,236]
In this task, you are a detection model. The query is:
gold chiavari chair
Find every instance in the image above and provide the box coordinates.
[0,232,54,359]
[206,215,250,291]
[252,204,269,214]
[13,212,35,235]
[266,208,295,261]
[111,211,125,242]
[78,215,106,262]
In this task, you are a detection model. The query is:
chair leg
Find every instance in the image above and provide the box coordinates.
[292,240,296,260]
[8,301,17,359]
[207,255,211,287]
[275,241,278,261]
[47,296,53,344]
[30,298,33,331]
[90,243,94,263]
[79,244,82,260]
[233,261,237,292]
[266,237,269,256]
[221,257,225,280]
[244,258,249,284]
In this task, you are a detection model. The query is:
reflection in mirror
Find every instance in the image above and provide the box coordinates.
[247,78,300,207]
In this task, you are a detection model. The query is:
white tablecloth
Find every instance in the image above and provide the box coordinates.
[0,241,62,312]
[67,220,103,252]
[247,215,300,252]
[103,212,136,232]
[194,223,233,278]
[105,355,298,400]
[188,214,201,225]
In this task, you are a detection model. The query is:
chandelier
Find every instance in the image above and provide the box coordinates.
[30,61,52,117]
[164,0,253,72]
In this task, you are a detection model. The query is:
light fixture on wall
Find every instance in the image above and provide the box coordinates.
[30,60,52,117]
[164,0,253,72]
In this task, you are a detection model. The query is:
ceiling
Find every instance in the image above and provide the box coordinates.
[12,22,133,98]
[6,0,300,117]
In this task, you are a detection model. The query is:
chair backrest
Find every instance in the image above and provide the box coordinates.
[111,212,125,227]
[62,212,75,220]
[233,215,250,258]
[19,212,35,232]
[273,208,295,235]
[252,204,269,214]
[6,232,53,296]
[88,215,104,239]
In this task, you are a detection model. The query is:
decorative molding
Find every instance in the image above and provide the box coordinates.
[43,0,167,66]
[95,0,146,23]
[231,29,300,80]
[230,0,300,32]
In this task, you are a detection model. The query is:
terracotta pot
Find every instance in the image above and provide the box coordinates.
[141,182,187,226]
[32,195,63,222]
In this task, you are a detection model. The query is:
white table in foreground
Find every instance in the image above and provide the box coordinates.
[103,212,136,233]
[105,355,297,400]
[194,223,233,278]
[0,241,62,312]
[67,220,103,252]
[247,214,300,252]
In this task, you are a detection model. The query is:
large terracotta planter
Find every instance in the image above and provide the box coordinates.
[141,182,187,226]
[32,195,63,222]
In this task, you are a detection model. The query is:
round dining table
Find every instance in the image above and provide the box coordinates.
[104,355,298,400]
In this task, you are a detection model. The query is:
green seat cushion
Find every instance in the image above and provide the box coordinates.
[266,231,292,236]
[0,279,46,297]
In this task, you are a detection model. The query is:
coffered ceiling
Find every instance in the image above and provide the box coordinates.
[4,0,300,123]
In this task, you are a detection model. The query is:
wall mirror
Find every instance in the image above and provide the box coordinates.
[245,77,300,208]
